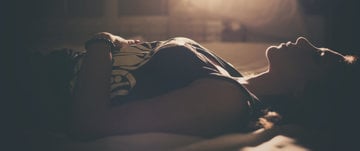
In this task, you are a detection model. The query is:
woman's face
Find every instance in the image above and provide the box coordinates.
[266,37,345,74]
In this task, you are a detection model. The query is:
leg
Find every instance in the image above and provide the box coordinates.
[74,73,250,139]
[111,77,251,137]
[71,38,251,139]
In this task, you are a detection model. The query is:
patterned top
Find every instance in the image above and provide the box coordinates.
[70,37,262,113]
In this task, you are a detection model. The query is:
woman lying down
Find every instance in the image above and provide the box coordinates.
[19,32,359,150]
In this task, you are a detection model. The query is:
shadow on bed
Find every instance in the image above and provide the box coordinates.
[15,39,360,151]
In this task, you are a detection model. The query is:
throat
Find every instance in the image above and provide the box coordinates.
[244,72,302,99]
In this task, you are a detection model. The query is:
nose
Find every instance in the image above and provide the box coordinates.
[294,37,317,48]
[295,37,309,45]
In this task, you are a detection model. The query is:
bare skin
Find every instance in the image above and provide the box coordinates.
[71,33,353,140]
[243,37,348,99]
[71,32,251,139]
[92,32,141,49]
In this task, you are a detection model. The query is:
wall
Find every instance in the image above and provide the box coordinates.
[14,0,329,51]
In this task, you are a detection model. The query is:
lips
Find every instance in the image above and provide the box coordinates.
[286,41,293,46]
[276,43,287,49]
[278,41,296,49]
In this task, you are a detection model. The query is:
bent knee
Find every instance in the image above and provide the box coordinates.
[191,78,251,115]
[189,78,252,132]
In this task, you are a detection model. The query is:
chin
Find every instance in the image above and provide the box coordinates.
[266,46,281,60]
[266,45,291,68]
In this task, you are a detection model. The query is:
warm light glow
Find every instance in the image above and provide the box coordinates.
[344,55,358,64]
[176,0,306,40]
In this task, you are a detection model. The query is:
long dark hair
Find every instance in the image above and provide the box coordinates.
[16,48,82,135]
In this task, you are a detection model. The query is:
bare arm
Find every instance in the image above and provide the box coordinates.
[92,32,141,50]
[71,40,113,138]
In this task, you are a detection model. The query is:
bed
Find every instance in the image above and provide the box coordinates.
[38,41,322,151]
[53,126,310,151]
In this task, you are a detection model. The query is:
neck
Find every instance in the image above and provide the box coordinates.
[243,70,303,100]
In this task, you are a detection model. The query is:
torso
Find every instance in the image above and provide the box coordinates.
[71,38,261,110]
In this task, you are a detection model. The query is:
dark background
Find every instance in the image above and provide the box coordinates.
[7,0,360,54]
[298,0,360,54]
[3,0,360,150]
[323,0,360,54]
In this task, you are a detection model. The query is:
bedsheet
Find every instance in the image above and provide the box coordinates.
[53,125,311,151]
[49,42,315,151]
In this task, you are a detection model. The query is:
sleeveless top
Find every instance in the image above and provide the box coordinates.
[70,37,263,117]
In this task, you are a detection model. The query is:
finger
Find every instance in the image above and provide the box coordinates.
[93,32,113,40]
[127,39,141,45]
[127,40,135,44]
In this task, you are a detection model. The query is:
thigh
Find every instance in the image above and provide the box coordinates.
[99,77,252,137]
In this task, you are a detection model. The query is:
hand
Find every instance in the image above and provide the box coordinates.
[92,32,141,50]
